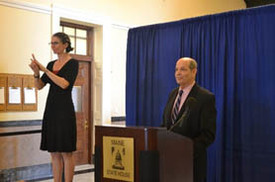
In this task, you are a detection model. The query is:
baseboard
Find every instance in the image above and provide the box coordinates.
[0,163,52,182]
[0,120,42,127]
[0,120,42,137]
[111,116,126,122]
[0,163,95,182]
[26,168,95,182]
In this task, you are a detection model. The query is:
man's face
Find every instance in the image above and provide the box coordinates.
[175,59,197,88]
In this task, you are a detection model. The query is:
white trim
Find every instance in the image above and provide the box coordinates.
[111,24,131,30]
[0,0,132,30]
[0,0,51,14]
[52,4,110,27]
[52,4,132,30]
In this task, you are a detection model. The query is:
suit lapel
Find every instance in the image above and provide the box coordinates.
[176,83,199,120]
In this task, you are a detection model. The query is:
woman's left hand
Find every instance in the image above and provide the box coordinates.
[31,54,48,73]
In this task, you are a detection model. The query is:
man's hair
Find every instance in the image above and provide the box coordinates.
[189,59,197,70]
[178,57,198,70]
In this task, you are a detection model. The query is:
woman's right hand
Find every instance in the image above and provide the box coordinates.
[29,60,40,76]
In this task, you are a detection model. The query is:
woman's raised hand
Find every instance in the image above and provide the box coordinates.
[29,54,40,75]
[30,54,48,73]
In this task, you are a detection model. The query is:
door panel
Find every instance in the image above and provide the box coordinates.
[72,61,92,165]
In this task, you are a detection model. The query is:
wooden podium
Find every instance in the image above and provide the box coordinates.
[95,125,193,182]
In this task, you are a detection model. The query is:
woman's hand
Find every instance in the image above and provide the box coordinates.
[29,58,40,76]
[30,54,48,73]
[29,54,46,89]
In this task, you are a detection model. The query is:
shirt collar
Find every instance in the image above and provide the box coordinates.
[178,81,195,93]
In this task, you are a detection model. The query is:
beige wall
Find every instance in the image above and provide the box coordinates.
[20,0,246,26]
[57,0,245,25]
[0,126,50,169]
[177,0,246,20]
[0,0,245,122]
[0,4,51,121]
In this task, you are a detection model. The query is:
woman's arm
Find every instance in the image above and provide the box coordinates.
[34,76,46,90]
[31,54,69,89]
[43,69,69,89]
[29,60,46,90]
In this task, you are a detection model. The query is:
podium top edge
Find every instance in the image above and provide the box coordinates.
[95,125,166,130]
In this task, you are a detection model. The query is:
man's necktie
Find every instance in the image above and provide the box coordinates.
[172,90,183,124]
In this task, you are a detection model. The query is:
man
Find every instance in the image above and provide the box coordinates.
[162,57,216,182]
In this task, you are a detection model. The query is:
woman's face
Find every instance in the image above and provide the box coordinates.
[50,36,68,54]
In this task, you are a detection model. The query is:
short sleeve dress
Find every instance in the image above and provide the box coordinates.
[40,59,79,152]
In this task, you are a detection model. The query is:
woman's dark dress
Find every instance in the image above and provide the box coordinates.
[40,59,79,152]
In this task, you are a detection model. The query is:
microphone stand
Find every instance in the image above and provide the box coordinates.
[169,107,190,132]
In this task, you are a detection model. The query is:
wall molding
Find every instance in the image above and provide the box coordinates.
[0,0,51,14]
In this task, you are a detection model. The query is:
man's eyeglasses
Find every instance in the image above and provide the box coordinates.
[48,41,60,45]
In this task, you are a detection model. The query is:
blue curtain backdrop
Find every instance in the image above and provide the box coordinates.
[126,5,275,182]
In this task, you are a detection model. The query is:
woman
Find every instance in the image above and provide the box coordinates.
[29,32,79,182]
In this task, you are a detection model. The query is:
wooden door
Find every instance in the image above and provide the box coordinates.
[72,60,92,165]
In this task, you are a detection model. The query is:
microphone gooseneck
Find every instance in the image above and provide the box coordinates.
[169,97,197,131]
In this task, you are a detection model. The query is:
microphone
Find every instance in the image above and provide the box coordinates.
[169,97,197,131]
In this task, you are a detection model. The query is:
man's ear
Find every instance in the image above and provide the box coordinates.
[192,68,197,75]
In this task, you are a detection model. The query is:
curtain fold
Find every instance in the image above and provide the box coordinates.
[126,5,275,182]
